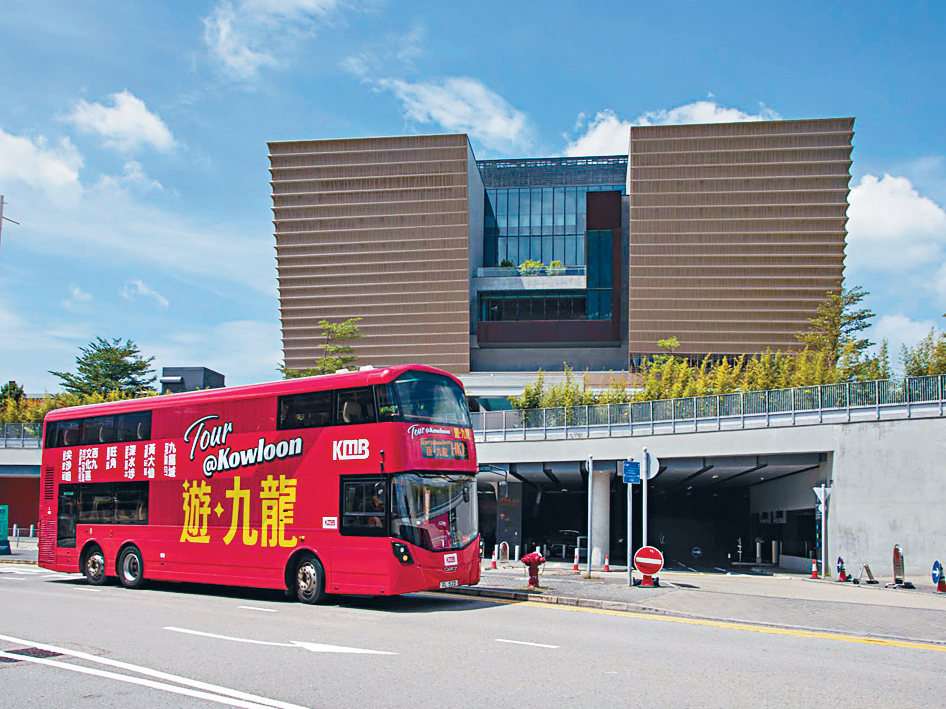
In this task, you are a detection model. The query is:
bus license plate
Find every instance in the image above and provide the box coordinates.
[439,580,458,589]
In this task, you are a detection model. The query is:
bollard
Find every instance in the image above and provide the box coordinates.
[12,525,18,549]
[490,546,498,570]
[572,547,580,572]
[514,544,520,562]
[29,524,34,538]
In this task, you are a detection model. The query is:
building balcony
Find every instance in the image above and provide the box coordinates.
[472,266,586,294]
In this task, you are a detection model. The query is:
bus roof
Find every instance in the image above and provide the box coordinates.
[43,364,463,421]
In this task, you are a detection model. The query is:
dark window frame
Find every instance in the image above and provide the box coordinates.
[45,411,152,449]
[338,475,389,537]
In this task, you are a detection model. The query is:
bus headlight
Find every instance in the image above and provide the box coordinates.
[391,541,414,565]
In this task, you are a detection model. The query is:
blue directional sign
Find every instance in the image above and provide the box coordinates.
[933,560,942,585]
[623,461,641,484]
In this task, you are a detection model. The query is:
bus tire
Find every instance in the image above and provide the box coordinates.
[118,545,146,589]
[295,554,325,604]
[82,544,108,586]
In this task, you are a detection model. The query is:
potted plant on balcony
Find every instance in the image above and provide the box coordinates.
[518,259,545,276]
[546,260,565,276]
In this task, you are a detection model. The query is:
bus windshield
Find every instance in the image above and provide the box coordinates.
[391,371,471,427]
[391,473,478,552]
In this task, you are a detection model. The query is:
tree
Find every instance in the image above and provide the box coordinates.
[282,317,365,378]
[657,336,680,355]
[50,338,156,396]
[0,380,25,403]
[796,286,875,367]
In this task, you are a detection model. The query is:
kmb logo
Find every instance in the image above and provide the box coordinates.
[333,439,369,460]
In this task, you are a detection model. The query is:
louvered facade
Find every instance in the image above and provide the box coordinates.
[269,134,478,375]
[627,118,853,360]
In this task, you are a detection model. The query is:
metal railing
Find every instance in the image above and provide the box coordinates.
[472,374,946,442]
[0,423,42,448]
[474,266,586,278]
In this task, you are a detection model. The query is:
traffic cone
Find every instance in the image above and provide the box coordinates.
[490,547,497,570]
[603,554,610,572]
[938,576,946,594]
[837,557,849,582]
[572,547,580,572]
[810,558,818,579]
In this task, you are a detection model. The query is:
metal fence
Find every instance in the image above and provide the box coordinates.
[472,374,946,441]
[0,423,42,448]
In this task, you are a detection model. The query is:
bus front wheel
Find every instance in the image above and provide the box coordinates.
[83,545,108,586]
[118,546,146,589]
[295,554,325,604]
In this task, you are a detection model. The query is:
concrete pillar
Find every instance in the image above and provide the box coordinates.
[591,470,611,566]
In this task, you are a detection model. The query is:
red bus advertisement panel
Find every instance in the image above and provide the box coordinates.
[37,365,480,603]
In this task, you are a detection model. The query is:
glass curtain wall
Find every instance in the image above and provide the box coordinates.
[483,185,624,267]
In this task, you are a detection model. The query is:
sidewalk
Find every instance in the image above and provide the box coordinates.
[455,561,946,644]
[0,537,38,564]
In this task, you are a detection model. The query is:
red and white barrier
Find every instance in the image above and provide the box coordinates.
[603,554,610,572]
[490,546,497,570]
[572,547,580,572]
[810,558,819,579]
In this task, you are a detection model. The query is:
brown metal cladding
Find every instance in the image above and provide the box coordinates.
[628,118,852,357]
[269,134,472,374]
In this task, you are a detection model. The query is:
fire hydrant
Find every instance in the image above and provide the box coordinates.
[521,551,546,588]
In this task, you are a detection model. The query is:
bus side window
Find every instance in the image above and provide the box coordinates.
[336,387,376,425]
[376,384,400,422]
[278,391,333,430]
[340,478,386,535]
[116,412,151,442]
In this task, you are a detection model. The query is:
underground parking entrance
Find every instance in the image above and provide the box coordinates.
[477,453,828,572]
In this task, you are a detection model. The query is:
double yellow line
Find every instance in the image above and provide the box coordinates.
[430,592,946,653]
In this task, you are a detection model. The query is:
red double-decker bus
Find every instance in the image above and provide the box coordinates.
[38,365,480,602]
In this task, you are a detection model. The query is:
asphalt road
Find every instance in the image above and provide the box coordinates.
[1,566,942,708]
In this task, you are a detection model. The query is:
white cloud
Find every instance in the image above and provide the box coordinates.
[67,91,175,153]
[871,314,941,370]
[0,123,273,297]
[376,77,533,153]
[122,279,170,309]
[563,100,782,156]
[120,160,163,192]
[202,0,339,80]
[563,110,631,157]
[846,174,946,273]
[62,284,93,310]
[342,25,425,80]
[0,128,82,201]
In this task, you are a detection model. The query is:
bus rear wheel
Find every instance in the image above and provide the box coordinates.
[83,545,108,586]
[295,554,325,604]
[118,546,146,589]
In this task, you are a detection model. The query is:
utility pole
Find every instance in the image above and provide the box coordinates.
[0,195,21,254]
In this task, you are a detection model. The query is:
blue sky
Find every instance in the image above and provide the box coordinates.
[1,0,945,391]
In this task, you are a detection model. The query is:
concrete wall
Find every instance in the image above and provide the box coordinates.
[829,418,946,578]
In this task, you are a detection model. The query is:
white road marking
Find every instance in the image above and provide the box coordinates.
[0,633,309,709]
[164,626,395,655]
[0,651,293,709]
[74,587,101,592]
[494,639,558,649]
[0,568,45,575]
[239,606,277,613]
[0,577,25,581]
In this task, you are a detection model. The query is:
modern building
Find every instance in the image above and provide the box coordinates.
[269,117,853,388]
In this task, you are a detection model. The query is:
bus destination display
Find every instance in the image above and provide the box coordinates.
[420,438,469,460]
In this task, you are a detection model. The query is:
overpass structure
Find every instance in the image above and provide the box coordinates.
[4,377,945,576]
[472,375,946,577]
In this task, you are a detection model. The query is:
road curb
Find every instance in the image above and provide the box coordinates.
[440,585,946,647]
